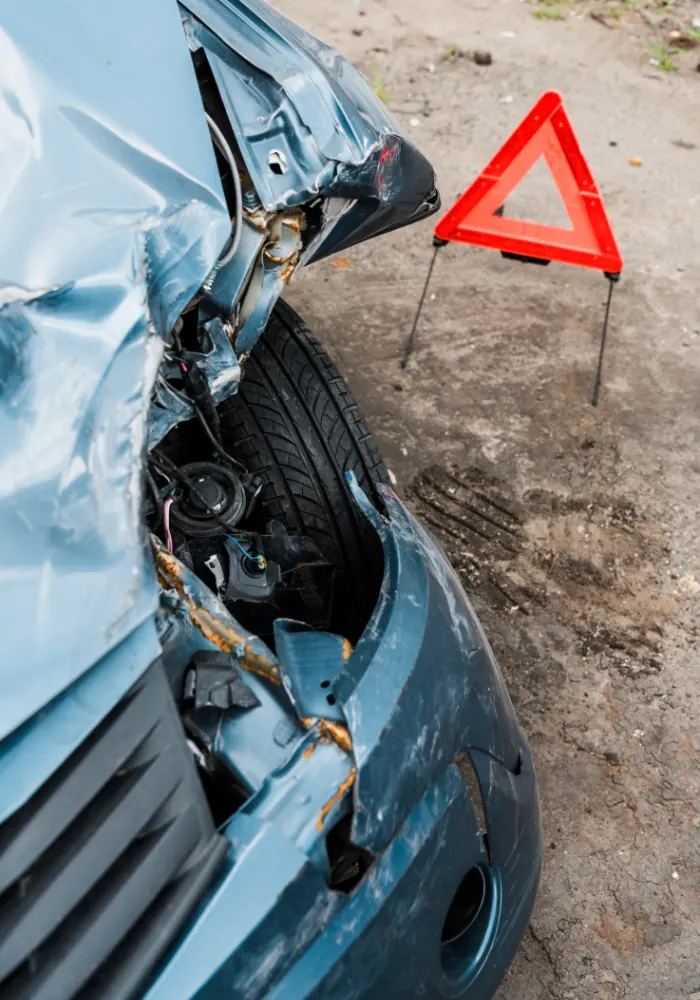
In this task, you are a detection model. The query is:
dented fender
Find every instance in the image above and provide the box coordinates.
[144,481,541,1000]
[342,477,526,855]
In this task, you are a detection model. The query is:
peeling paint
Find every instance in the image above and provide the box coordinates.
[300,717,353,755]
[318,720,353,755]
[316,768,356,830]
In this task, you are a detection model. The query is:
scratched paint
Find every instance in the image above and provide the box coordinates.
[317,768,357,830]
[0,2,538,996]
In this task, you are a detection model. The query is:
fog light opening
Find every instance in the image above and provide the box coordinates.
[440,865,500,983]
[441,866,486,945]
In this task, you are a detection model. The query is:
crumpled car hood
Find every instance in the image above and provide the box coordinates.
[180,0,397,212]
[0,0,231,742]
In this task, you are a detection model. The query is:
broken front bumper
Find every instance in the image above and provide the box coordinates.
[145,482,542,1000]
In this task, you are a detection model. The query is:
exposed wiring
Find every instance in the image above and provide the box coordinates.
[151,463,171,485]
[157,372,247,474]
[163,497,174,552]
[146,470,164,525]
[205,112,243,269]
[150,451,240,538]
[150,454,264,569]
[192,400,246,473]
[226,533,266,570]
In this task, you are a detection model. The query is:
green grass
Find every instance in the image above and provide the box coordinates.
[648,43,680,70]
[601,0,637,19]
[533,0,571,20]
[535,6,567,19]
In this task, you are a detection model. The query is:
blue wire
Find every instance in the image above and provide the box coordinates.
[225,534,265,568]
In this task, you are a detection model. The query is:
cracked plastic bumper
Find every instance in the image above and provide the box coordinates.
[145,484,541,1000]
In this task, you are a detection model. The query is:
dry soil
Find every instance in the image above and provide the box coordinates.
[273,1,700,996]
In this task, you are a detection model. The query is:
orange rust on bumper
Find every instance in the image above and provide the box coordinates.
[300,716,352,755]
[154,545,280,684]
[319,719,352,754]
[317,768,356,830]
[280,255,299,285]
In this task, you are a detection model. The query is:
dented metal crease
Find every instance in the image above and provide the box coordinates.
[0,2,539,994]
[0,0,231,743]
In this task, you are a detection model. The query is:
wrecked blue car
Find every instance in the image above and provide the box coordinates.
[0,0,541,998]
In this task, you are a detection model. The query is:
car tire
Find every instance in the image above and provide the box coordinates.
[218,300,388,641]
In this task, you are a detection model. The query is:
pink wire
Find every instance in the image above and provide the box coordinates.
[163,497,174,552]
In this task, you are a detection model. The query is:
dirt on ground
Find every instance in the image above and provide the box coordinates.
[272,0,700,996]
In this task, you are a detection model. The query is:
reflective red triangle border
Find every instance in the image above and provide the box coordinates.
[434,91,623,274]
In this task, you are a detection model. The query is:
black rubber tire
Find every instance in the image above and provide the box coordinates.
[219,300,388,640]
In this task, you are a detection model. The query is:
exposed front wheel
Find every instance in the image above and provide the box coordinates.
[219,301,388,641]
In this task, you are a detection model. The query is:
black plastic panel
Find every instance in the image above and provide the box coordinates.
[0,661,227,1000]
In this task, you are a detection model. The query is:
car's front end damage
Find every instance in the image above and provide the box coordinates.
[144,480,541,1000]
[0,1,541,998]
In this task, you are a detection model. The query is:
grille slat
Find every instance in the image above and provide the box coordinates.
[6,810,202,1000]
[83,842,227,1000]
[0,686,162,897]
[0,660,227,1000]
[0,747,185,980]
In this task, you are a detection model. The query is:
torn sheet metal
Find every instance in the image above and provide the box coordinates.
[181,0,438,265]
[147,737,539,1000]
[148,204,303,444]
[235,211,304,353]
[203,206,267,314]
[155,542,356,814]
[273,619,347,724]
[155,543,280,684]
[181,0,396,212]
[0,0,231,742]
[0,1,537,995]
[145,481,541,1000]
[149,315,241,447]
[234,734,354,861]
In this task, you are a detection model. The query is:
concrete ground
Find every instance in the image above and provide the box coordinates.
[273,1,700,996]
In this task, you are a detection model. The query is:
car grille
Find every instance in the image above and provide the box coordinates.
[0,660,227,1000]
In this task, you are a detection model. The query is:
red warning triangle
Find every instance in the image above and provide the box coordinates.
[434,91,623,274]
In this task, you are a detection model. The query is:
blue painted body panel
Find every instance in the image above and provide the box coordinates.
[0,0,230,743]
[0,0,540,996]
[144,483,541,999]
